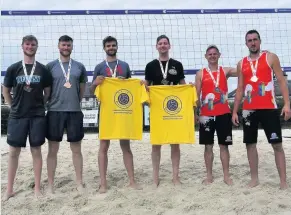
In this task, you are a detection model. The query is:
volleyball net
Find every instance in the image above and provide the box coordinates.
[1,8,291,132]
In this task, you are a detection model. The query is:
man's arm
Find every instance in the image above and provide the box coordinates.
[79,64,88,101]
[232,61,244,125]
[178,62,186,85]
[90,64,104,94]
[144,63,152,91]
[195,70,202,108]
[126,63,131,79]
[179,79,186,84]
[42,65,53,104]
[269,53,290,106]
[3,87,12,106]
[224,67,237,78]
[143,80,150,86]
[43,87,51,104]
[79,83,85,101]
[3,64,15,106]
[269,53,291,120]
[193,70,202,122]
[140,80,149,91]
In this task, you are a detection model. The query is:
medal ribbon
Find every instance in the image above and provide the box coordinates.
[22,60,36,85]
[248,52,262,78]
[206,66,220,89]
[105,60,119,77]
[158,59,169,79]
[58,58,72,83]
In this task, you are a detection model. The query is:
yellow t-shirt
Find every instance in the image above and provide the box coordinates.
[148,85,197,145]
[95,78,148,140]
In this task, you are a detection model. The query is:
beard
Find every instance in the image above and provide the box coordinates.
[60,51,71,57]
[23,50,36,57]
[106,50,117,57]
[249,47,259,54]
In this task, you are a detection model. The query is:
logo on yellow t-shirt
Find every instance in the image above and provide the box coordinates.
[163,95,182,115]
[114,89,133,109]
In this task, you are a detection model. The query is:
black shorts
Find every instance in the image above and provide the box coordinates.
[7,117,46,147]
[242,109,282,144]
[199,113,233,145]
[46,111,84,142]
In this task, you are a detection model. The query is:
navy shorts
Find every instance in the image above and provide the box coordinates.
[46,111,84,142]
[7,117,46,147]
[242,109,282,144]
[199,113,233,145]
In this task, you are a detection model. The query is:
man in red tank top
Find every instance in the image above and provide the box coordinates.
[232,30,291,189]
[195,45,237,185]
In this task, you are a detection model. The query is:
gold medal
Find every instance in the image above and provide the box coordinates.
[64,82,71,88]
[249,54,261,83]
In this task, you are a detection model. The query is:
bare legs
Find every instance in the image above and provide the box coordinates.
[98,139,139,193]
[151,144,181,187]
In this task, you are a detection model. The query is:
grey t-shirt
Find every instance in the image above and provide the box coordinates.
[46,59,88,112]
[92,59,131,81]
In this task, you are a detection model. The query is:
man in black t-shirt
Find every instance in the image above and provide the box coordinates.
[2,35,52,200]
[144,35,186,187]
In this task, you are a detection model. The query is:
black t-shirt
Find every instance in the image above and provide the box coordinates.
[3,61,52,118]
[145,58,185,85]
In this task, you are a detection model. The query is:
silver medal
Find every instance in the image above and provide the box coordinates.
[24,85,32,92]
[161,79,169,85]
[22,60,36,90]
[158,58,169,85]
[250,76,258,82]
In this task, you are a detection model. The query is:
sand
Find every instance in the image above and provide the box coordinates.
[1,129,291,215]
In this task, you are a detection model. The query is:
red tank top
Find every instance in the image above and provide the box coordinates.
[200,66,230,116]
[241,52,277,110]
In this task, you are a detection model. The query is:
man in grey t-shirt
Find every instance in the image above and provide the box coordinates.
[46,35,88,193]
[91,36,140,194]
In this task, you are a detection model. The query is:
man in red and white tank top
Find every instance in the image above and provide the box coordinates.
[195,45,237,186]
[232,30,291,190]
